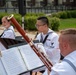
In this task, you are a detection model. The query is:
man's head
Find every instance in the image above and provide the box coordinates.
[2,16,11,29]
[35,16,49,34]
[59,28,76,57]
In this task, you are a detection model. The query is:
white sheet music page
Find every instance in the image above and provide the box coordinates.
[0,58,7,75]
[18,44,44,70]
[1,47,27,75]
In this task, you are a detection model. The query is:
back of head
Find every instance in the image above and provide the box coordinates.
[60,28,76,48]
[60,28,76,35]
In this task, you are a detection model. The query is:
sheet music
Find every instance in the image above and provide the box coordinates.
[18,44,44,70]
[0,58,7,75]
[1,47,27,75]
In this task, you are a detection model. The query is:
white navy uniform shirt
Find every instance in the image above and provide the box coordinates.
[36,28,60,65]
[1,26,15,39]
[0,26,15,50]
[50,50,76,75]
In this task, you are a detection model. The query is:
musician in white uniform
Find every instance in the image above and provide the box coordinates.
[50,28,76,75]
[0,16,15,50]
[1,16,15,39]
[35,16,60,65]
[35,16,60,74]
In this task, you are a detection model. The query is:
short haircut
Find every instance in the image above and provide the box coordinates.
[60,28,76,47]
[60,28,76,35]
[37,16,49,26]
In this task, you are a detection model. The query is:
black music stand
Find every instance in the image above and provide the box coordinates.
[0,38,25,49]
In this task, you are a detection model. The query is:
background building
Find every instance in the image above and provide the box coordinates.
[0,0,76,14]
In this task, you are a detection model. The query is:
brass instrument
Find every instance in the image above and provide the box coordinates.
[7,14,53,71]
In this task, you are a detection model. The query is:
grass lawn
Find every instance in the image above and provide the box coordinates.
[59,18,76,30]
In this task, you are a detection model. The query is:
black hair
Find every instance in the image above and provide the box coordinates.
[37,16,49,26]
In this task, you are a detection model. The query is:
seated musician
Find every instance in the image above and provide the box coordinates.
[35,16,60,73]
[47,28,76,75]
[0,16,15,39]
[0,16,16,50]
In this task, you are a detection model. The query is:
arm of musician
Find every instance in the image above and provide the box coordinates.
[35,43,47,56]
[44,36,60,65]
[46,48,60,65]
[43,53,60,75]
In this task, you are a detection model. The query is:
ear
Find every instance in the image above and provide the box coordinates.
[63,41,69,49]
